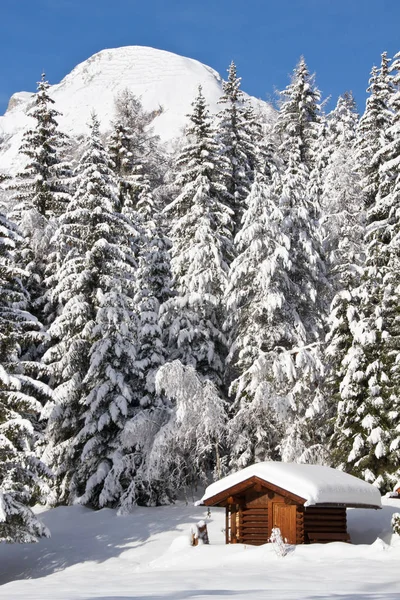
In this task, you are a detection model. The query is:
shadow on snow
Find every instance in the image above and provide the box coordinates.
[0,503,204,586]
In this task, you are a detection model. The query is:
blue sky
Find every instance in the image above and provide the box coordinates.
[0,0,398,115]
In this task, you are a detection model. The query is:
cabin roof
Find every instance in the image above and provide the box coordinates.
[198,462,382,509]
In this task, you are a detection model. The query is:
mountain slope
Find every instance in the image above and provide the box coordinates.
[0,46,274,174]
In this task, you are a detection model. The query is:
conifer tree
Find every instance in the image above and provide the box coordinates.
[268,58,327,461]
[115,209,174,510]
[108,119,139,211]
[162,86,233,386]
[330,52,400,490]
[0,210,51,542]
[42,114,138,506]
[275,57,321,171]
[217,61,261,233]
[133,212,173,408]
[224,167,287,467]
[10,73,71,226]
[322,92,363,290]
[6,74,73,336]
[356,52,393,210]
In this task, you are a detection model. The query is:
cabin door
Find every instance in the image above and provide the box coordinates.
[272,503,297,544]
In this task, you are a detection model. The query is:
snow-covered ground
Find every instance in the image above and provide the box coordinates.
[1,497,400,599]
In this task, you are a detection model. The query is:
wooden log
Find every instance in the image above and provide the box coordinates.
[307,531,350,543]
[305,509,346,516]
[305,527,347,533]
[241,512,268,517]
[304,513,346,520]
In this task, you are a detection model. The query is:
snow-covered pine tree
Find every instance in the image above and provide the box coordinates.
[108,118,139,212]
[115,206,174,510]
[356,52,394,210]
[267,58,328,462]
[321,92,364,291]
[0,210,51,542]
[133,212,173,409]
[161,86,234,386]
[330,52,400,490]
[224,144,289,464]
[329,281,396,490]
[217,61,261,234]
[325,54,394,476]
[275,57,321,171]
[41,114,138,507]
[321,94,364,449]
[9,73,71,227]
[5,73,73,335]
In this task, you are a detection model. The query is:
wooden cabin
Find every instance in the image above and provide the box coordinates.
[198,462,382,545]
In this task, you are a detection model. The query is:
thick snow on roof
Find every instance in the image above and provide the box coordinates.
[200,462,382,508]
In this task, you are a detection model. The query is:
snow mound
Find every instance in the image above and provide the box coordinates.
[0,45,274,174]
[199,461,382,508]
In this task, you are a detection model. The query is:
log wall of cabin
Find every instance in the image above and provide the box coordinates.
[226,488,304,545]
[302,506,348,542]
[220,485,351,546]
[240,488,269,545]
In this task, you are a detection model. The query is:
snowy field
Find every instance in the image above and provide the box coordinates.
[0,498,400,600]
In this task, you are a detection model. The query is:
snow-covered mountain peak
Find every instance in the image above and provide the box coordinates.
[0,45,273,174]
[60,45,223,90]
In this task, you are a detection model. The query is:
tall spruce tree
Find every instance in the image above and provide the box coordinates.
[10,73,71,226]
[115,208,174,510]
[0,210,51,542]
[270,57,327,462]
[329,52,400,490]
[224,166,288,468]
[321,92,363,291]
[356,52,394,210]
[108,89,164,202]
[161,86,233,386]
[7,73,73,337]
[217,61,261,235]
[42,114,138,506]
[275,57,321,171]
[326,55,394,475]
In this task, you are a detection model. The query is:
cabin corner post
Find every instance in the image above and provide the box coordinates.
[225,506,230,544]
[230,503,238,543]
[296,505,305,544]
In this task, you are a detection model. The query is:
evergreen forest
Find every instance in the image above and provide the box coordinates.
[1,51,400,543]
